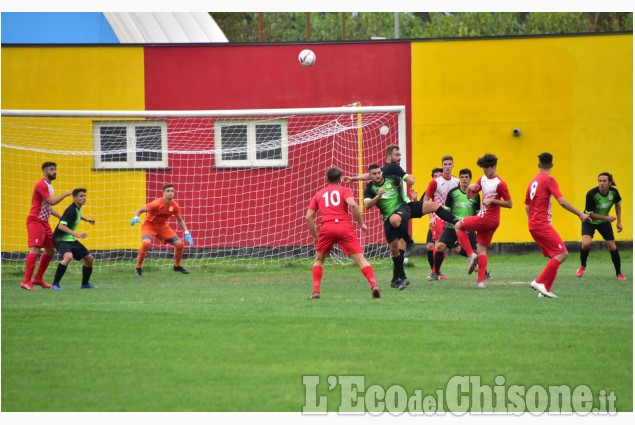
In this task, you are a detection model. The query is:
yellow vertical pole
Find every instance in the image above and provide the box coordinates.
[356,103,364,211]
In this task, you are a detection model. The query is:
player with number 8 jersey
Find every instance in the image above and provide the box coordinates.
[525,152,590,298]
[306,167,381,300]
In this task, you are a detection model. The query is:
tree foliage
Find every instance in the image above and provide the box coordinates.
[210,12,632,42]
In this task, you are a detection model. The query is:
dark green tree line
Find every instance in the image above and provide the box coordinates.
[210,12,632,42]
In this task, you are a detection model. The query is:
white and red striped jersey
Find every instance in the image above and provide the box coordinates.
[425,174,459,220]
[28,178,54,221]
[472,174,511,223]
[425,174,459,205]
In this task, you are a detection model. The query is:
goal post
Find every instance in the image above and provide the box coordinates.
[1,105,407,269]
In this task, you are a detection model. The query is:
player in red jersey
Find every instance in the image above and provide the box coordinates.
[21,162,73,290]
[526,153,590,298]
[130,184,194,277]
[423,156,459,279]
[306,167,381,299]
[422,168,443,275]
[455,153,512,288]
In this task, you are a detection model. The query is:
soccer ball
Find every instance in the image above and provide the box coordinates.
[299,49,316,67]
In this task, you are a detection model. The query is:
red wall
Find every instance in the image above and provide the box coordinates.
[143,43,411,248]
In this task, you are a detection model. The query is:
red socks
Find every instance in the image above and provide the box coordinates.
[477,255,488,282]
[456,230,474,257]
[23,253,38,283]
[34,253,52,280]
[537,258,561,292]
[361,265,377,288]
[312,265,323,292]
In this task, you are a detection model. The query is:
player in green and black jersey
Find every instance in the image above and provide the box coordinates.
[431,168,490,281]
[363,164,459,290]
[51,188,97,290]
[576,172,626,281]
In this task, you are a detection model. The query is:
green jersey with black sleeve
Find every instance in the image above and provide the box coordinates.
[364,175,407,221]
[584,187,622,225]
[444,186,481,229]
[53,203,82,242]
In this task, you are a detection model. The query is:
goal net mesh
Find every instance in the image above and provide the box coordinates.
[1,106,404,269]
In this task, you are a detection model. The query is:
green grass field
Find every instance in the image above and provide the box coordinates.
[1,252,632,412]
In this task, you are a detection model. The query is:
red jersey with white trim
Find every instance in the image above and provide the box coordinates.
[309,184,353,223]
[472,174,511,223]
[28,178,54,221]
[525,172,563,230]
[143,197,182,228]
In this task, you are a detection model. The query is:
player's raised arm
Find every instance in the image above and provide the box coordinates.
[44,190,73,207]
[343,173,370,183]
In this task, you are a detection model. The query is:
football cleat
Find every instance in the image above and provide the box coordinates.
[32,278,52,289]
[530,280,553,297]
[438,274,449,280]
[21,281,36,291]
[428,273,439,281]
[371,286,381,299]
[308,290,320,300]
[575,266,585,278]
[174,266,190,274]
[135,268,143,277]
[397,277,410,290]
[617,274,627,281]
[80,283,98,289]
[52,284,64,291]
[476,282,486,289]
[467,253,478,274]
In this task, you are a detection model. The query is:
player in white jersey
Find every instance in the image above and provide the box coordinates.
[455,153,512,288]
[423,155,459,279]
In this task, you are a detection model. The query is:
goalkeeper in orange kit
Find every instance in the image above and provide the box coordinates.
[130,183,194,277]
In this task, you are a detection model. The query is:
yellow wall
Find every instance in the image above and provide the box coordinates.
[411,34,632,243]
[1,47,147,251]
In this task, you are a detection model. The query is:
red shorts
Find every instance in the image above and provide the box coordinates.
[429,218,446,241]
[26,218,54,249]
[316,220,363,255]
[141,224,178,243]
[530,226,567,258]
[458,215,499,248]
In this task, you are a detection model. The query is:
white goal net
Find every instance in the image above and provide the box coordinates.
[1,105,406,269]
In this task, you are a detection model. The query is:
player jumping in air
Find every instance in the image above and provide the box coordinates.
[364,164,459,290]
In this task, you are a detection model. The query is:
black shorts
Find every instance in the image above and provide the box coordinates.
[383,204,411,243]
[54,240,90,261]
[407,201,424,219]
[582,221,615,241]
[438,227,477,250]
